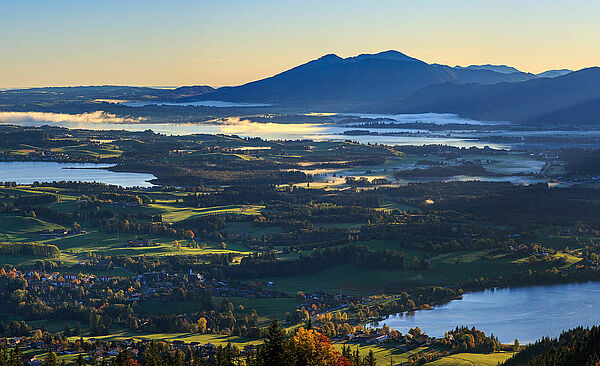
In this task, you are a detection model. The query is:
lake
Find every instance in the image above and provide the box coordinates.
[374,281,600,343]
[1,112,509,149]
[0,162,156,187]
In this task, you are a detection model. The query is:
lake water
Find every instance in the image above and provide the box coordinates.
[375,281,600,344]
[0,162,156,187]
[1,112,509,149]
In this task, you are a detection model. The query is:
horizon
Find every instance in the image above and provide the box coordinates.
[2,0,600,88]
[0,50,591,90]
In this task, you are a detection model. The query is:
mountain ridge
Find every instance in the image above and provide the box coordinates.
[193,50,569,107]
[370,67,600,124]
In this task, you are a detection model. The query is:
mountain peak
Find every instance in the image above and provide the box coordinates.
[353,50,420,63]
[317,53,344,62]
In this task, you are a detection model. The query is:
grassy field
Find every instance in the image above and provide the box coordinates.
[72,329,263,347]
[258,264,449,296]
[50,230,253,257]
[258,246,546,296]
[54,143,124,159]
[425,351,513,365]
[333,343,429,365]
[0,213,64,241]
[150,202,263,222]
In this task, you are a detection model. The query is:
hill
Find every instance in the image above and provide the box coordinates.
[433,64,536,84]
[373,67,600,124]
[0,85,215,105]
[454,64,523,74]
[536,69,572,78]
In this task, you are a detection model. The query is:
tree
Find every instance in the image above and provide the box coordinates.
[513,339,520,352]
[44,351,58,366]
[256,319,286,366]
[75,354,85,366]
[142,342,161,366]
[112,351,138,366]
[173,241,182,251]
[9,347,24,366]
[364,350,377,366]
[286,327,349,366]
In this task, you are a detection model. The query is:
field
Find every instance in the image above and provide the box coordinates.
[257,264,449,295]
[257,247,550,296]
[426,352,513,365]
[0,213,64,241]
[153,203,262,222]
[72,330,263,347]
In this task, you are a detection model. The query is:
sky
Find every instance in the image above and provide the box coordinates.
[1,0,599,88]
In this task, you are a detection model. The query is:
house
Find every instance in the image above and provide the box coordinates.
[366,334,388,344]
[173,340,186,348]
[412,335,429,346]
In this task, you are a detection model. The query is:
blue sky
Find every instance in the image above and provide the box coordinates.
[1,0,598,87]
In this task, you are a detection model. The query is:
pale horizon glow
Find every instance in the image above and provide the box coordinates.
[2,0,599,88]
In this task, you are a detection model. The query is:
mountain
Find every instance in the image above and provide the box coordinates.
[452,65,572,79]
[169,85,215,98]
[536,69,572,78]
[193,51,573,107]
[454,64,522,74]
[432,64,536,84]
[373,67,600,124]
[194,50,453,107]
[184,50,586,114]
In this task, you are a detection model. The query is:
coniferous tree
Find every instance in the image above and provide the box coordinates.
[364,350,377,366]
[255,319,286,366]
[44,351,58,366]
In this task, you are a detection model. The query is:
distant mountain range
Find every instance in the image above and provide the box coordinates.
[195,50,575,108]
[187,50,598,124]
[375,67,600,124]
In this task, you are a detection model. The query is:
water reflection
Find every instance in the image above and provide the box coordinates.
[373,282,600,343]
[0,162,155,187]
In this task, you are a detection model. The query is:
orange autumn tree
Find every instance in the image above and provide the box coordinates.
[287,327,351,366]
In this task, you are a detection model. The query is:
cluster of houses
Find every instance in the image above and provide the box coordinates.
[134,270,289,300]
[2,268,113,288]
[298,291,362,314]
[343,329,432,350]
[1,267,291,306]
[126,239,157,247]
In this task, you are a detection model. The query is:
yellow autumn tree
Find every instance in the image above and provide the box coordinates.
[287,327,350,366]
